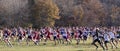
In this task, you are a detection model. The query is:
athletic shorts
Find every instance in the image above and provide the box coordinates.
[79,35,82,38]
[18,36,22,40]
[83,35,87,40]
[57,35,60,38]
[117,35,120,38]
[104,41,109,44]
[99,36,104,39]
[92,38,101,44]
[53,36,57,40]
[63,36,67,39]
[110,38,115,42]
[28,36,32,39]
[23,34,26,36]
[71,33,74,36]
[40,35,43,38]
[61,32,64,35]
[11,33,16,36]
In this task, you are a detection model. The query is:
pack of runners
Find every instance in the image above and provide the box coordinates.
[0,26,120,50]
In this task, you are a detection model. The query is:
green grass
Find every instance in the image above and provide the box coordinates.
[0,38,120,51]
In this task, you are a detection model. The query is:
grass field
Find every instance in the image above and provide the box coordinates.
[0,38,120,51]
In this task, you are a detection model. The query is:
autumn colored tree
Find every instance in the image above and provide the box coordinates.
[31,0,60,28]
[0,0,120,27]
[54,0,84,26]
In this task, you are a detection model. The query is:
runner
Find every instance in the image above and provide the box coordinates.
[91,28,105,50]
[108,28,118,49]
[26,27,33,45]
[103,29,110,50]
[17,27,24,45]
[3,28,13,47]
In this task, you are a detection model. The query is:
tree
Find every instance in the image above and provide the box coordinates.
[100,0,120,26]
[54,0,84,26]
[31,0,60,28]
[0,0,30,27]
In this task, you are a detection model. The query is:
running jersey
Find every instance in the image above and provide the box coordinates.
[83,30,88,36]
[60,28,65,35]
[61,28,67,36]
[92,29,100,40]
[27,29,32,36]
[33,31,40,39]
[104,32,110,41]
[18,29,23,37]
[49,28,53,34]
[75,30,81,38]
[62,31,67,36]
[108,31,115,39]
[41,29,46,34]
[78,30,82,35]
[3,30,9,38]
[53,30,57,37]
[12,29,17,35]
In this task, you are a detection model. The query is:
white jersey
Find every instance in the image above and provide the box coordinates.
[92,31,98,40]
[61,28,67,36]
[60,28,64,33]
[108,32,115,39]
[62,31,67,36]
[41,29,46,34]
[63,33,67,36]
[104,33,110,41]
[62,28,67,36]
[28,29,33,36]
[53,30,57,36]
[83,30,88,36]
[49,28,53,33]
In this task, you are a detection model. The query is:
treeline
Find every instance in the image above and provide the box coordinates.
[0,0,120,28]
